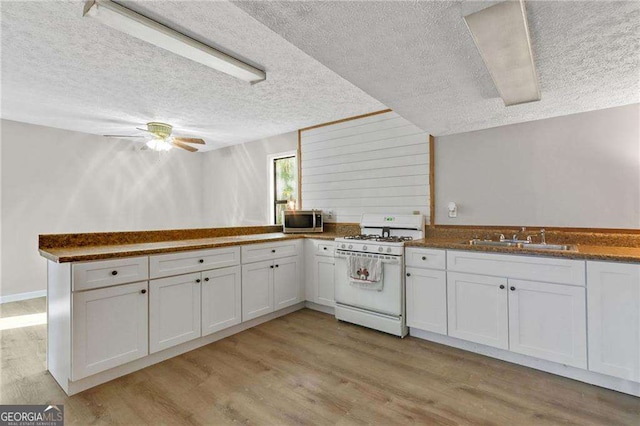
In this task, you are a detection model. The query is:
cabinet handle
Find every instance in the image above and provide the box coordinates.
[421,256,427,260]
[510,286,516,291]
[271,249,276,253]
[196,279,201,283]
[204,277,209,282]
[500,285,505,289]
[270,265,274,269]
[323,247,327,250]
[199,259,204,264]
[111,270,118,276]
[140,289,146,294]
[406,273,411,277]
[275,264,279,268]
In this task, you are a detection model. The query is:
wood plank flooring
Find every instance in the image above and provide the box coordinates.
[1,298,639,425]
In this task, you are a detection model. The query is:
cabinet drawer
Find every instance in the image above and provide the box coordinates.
[73,256,148,291]
[317,242,335,257]
[447,250,585,286]
[241,240,301,264]
[150,247,240,279]
[406,248,446,270]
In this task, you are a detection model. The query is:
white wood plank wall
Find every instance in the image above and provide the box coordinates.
[300,111,430,223]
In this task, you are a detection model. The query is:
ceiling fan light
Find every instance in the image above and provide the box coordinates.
[146,138,172,152]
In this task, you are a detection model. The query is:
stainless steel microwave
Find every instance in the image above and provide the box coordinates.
[282,210,323,233]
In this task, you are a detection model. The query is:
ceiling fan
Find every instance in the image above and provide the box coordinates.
[105,122,205,152]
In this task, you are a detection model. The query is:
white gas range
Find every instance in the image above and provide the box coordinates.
[334,214,425,337]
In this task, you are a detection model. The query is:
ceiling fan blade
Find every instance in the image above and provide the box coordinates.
[171,141,198,152]
[173,137,205,145]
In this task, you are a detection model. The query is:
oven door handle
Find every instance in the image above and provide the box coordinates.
[312,211,316,230]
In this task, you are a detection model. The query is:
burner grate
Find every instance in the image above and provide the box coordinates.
[342,234,414,243]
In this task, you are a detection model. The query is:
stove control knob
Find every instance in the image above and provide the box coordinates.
[378,247,384,252]
[387,247,392,253]
[363,246,368,250]
[348,245,353,250]
[341,244,346,249]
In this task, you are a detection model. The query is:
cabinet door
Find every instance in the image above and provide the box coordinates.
[274,256,302,310]
[149,273,201,354]
[202,266,242,336]
[316,256,335,307]
[587,262,640,382]
[406,268,447,335]
[242,260,274,321]
[508,279,587,368]
[447,272,508,349]
[72,281,148,380]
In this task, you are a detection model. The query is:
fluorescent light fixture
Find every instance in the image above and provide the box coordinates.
[83,0,266,83]
[464,0,540,106]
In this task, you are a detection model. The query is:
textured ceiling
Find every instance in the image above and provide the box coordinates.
[0,1,385,150]
[235,1,640,136]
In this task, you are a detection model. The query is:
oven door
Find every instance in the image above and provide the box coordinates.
[334,251,403,316]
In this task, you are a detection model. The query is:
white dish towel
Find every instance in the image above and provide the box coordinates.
[347,255,384,291]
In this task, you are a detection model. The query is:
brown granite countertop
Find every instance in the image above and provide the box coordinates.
[406,238,640,264]
[40,232,340,263]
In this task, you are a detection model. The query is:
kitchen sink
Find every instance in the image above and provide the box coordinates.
[467,240,519,247]
[520,243,578,251]
[465,240,578,252]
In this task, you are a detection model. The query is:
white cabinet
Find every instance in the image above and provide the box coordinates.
[304,239,335,307]
[316,257,335,307]
[72,281,148,380]
[406,267,447,335]
[150,247,240,279]
[274,256,302,310]
[242,241,303,321]
[242,260,274,321]
[202,266,242,336]
[447,250,585,286]
[406,248,446,270]
[587,261,640,382]
[73,256,148,291]
[447,272,509,350]
[508,279,587,368]
[149,273,201,354]
[242,256,302,321]
[241,240,301,263]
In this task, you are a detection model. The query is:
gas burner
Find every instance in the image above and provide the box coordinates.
[342,234,414,243]
[375,236,414,243]
[344,234,380,240]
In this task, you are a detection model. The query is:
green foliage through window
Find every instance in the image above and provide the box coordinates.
[274,156,297,225]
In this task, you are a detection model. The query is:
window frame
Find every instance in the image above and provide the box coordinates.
[267,151,297,225]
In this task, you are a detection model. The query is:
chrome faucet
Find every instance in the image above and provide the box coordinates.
[512,227,527,242]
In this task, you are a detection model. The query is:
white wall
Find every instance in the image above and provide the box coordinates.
[300,111,431,223]
[1,120,204,299]
[201,132,297,226]
[435,104,640,228]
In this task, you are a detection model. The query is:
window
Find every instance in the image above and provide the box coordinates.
[271,154,297,225]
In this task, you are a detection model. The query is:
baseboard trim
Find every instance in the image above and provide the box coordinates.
[304,301,335,315]
[410,327,640,397]
[0,290,46,304]
[62,302,305,396]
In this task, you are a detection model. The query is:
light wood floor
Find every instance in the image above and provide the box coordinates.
[1,298,639,425]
